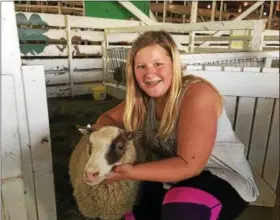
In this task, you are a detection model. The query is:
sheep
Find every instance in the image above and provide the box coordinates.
[69,125,143,220]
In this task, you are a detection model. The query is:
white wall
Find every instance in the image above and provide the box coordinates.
[1,2,56,219]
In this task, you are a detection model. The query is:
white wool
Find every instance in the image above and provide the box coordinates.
[69,126,142,220]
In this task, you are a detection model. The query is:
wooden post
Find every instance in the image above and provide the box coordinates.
[219,0,223,21]
[117,1,155,25]
[211,0,216,21]
[163,1,166,23]
[189,0,198,53]
[65,15,74,96]
[182,1,187,23]
[268,0,274,29]
[1,2,37,220]
[259,3,264,18]
[199,1,265,48]
[250,20,265,51]
[190,0,198,23]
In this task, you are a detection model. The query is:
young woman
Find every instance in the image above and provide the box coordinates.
[92,31,259,220]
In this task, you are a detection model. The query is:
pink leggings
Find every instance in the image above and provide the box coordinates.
[125,171,248,220]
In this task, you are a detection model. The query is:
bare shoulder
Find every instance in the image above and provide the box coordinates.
[180,80,223,117]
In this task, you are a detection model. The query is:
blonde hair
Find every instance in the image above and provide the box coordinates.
[123,31,183,139]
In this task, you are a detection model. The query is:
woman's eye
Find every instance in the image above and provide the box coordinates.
[155,63,163,67]
[136,65,145,69]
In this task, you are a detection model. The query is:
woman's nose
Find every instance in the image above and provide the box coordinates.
[146,65,156,75]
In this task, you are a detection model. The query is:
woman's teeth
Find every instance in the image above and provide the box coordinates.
[145,80,161,85]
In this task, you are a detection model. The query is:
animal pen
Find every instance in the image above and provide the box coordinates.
[1,1,279,220]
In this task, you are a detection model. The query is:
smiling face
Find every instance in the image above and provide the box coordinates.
[134,44,173,99]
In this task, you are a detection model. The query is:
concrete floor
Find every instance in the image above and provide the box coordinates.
[238,206,275,220]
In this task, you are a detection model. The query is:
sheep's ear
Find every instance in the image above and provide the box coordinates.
[76,124,92,136]
[124,131,144,141]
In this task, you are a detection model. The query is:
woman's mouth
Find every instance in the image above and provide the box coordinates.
[144,80,162,87]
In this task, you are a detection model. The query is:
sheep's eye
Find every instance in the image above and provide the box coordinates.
[116,143,125,151]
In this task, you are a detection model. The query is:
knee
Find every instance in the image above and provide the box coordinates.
[161,187,222,220]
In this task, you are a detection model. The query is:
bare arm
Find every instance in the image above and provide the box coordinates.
[92,101,125,130]
[129,82,223,182]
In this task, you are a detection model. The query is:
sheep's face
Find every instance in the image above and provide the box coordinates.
[78,126,143,185]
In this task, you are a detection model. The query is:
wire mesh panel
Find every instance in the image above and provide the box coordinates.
[189,57,279,68]
[106,47,130,85]
[105,48,279,86]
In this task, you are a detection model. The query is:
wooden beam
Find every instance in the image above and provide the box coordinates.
[219,0,223,21]
[211,0,216,21]
[190,0,198,23]
[236,0,265,20]
[268,0,275,29]
[199,1,265,48]
[149,9,157,22]
[117,1,156,25]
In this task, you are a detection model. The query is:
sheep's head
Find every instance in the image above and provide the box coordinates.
[77,125,143,185]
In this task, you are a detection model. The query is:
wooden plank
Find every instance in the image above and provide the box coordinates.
[18,28,66,41]
[2,198,4,220]
[22,58,103,71]
[251,168,276,207]
[248,98,274,175]
[186,65,203,71]
[16,12,65,27]
[47,85,71,97]
[20,44,102,57]
[235,97,256,155]
[1,74,28,220]
[106,83,126,100]
[46,82,107,97]
[22,65,57,219]
[72,45,102,56]
[180,51,279,64]
[3,3,38,219]
[194,48,244,53]
[71,30,139,43]
[263,99,279,191]
[186,70,279,98]
[45,70,103,85]
[243,67,261,72]
[106,19,258,33]
[224,66,242,72]
[68,15,141,29]
[20,44,68,56]
[204,66,222,71]
[2,179,28,220]
[262,67,279,73]
[223,96,237,125]
[117,1,156,25]
[264,30,280,36]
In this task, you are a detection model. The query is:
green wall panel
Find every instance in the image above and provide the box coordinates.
[84,1,149,20]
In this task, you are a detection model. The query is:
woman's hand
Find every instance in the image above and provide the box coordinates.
[106,164,134,184]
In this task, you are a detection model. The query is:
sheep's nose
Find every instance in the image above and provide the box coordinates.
[85,171,100,180]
